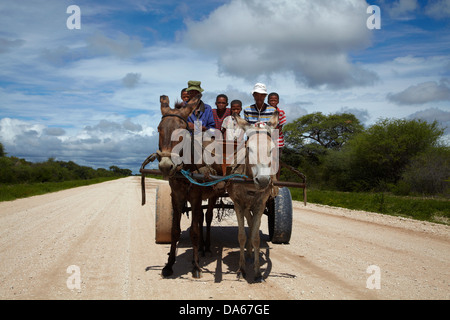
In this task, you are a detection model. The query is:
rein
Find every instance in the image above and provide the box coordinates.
[161,114,192,133]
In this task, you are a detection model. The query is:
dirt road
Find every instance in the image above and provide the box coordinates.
[0,177,448,300]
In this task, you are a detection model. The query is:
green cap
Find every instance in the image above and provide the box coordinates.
[186,80,204,92]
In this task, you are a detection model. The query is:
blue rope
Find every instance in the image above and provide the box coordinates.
[181,169,248,187]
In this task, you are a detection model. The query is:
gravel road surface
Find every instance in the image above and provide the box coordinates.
[1,177,448,300]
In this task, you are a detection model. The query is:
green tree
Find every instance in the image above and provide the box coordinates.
[284,112,364,151]
[346,118,444,189]
[0,142,5,157]
[284,112,364,164]
[0,157,14,183]
[282,112,364,185]
[109,165,132,176]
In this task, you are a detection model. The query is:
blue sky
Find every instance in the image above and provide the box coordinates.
[0,0,449,173]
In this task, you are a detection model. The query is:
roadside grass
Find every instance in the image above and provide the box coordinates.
[0,177,123,202]
[289,188,450,225]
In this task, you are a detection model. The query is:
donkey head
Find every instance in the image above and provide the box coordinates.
[157,94,201,177]
[234,111,279,189]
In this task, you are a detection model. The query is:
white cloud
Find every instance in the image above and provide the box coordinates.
[383,0,418,20]
[339,107,370,124]
[387,79,450,105]
[282,102,309,124]
[183,0,378,89]
[408,107,450,134]
[0,118,45,145]
[425,0,450,19]
[0,117,158,172]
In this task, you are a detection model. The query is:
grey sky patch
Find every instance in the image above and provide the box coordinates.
[338,107,370,124]
[408,107,450,134]
[86,32,143,59]
[0,38,25,54]
[387,79,450,105]
[425,0,450,19]
[122,73,142,89]
[44,127,66,136]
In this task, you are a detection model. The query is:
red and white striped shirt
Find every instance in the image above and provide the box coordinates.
[277,108,286,148]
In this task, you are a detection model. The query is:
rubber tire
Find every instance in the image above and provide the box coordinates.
[155,184,173,244]
[268,187,293,244]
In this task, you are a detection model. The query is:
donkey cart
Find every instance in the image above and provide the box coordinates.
[139,148,307,246]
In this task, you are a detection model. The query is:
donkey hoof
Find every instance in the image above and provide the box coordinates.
[161,266,173,278]
[192,268,202,279]
[237,270,246,280]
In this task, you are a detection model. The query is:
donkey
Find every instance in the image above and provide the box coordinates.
[227,111,279,282]
[157,94,224,278]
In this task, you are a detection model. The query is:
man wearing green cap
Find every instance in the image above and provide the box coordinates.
[186,80,215,131]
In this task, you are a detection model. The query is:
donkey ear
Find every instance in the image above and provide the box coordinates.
[233,113,251,131]
[160,95,171,116]
[180,93,202,118]
[267,110,279,128]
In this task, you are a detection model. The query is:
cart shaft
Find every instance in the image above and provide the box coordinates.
[140,168,306,188]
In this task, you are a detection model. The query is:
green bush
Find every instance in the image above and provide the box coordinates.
[401,147,450,195]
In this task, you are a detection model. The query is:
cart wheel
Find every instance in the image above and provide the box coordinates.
[268,187,293,244]
[155,184,173,244]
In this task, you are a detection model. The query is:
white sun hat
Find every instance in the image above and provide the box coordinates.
[251,83,267,95]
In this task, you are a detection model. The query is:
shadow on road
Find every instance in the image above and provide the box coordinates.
[145,225,296,284]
